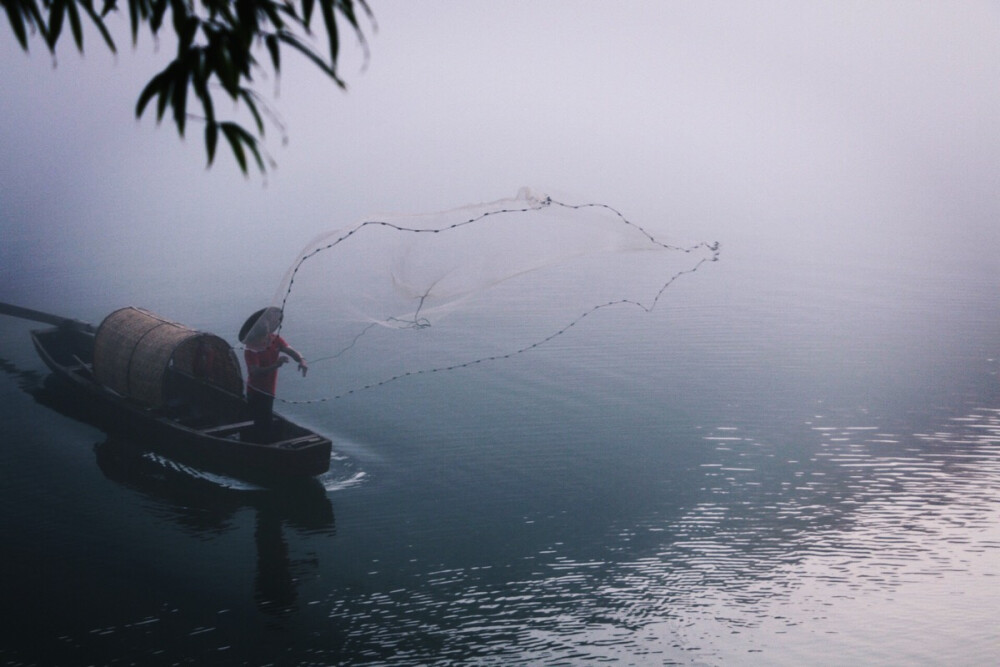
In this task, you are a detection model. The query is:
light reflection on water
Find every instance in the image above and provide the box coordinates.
[284,400,1000,665]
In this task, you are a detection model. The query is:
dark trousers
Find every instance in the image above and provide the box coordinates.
[247,388,275,441]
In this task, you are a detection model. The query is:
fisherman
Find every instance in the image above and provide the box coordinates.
[238,307,308,441]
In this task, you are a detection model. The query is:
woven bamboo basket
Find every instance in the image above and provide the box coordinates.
[93,307,243,407]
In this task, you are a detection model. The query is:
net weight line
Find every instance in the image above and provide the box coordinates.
[265,196,720,403]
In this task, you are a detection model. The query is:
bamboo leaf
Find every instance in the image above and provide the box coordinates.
[205,121,218,165]
[358,0,375,24]
[137,62,179,122]
[80,1,117,52]
[172,5,197,50]
[155,68,172,120]
[25,0,49,32]
[171,61,188,135]
[337,0,360,31]
[135,69,168,117]
[233,0,256,44]
[261,3,285,31]
[220,122,247,173]
[191,58,216,123]
[128,0,140,43]
[150,0,167,35]
[319,0,339,66]
[240,89,264,135]
[220,122,266,174]
[4,1,30,50]
[236,126,266,173]
[265,33,280,73]
[277,32,343,86]
[67,0,83,51]
[345,0,373,63]
[47,0,65,50]
[216,48,240,98]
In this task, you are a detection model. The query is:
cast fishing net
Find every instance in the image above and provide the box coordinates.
[242,189,719,403]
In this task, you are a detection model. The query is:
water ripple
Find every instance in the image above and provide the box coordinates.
[305,402,1000,665]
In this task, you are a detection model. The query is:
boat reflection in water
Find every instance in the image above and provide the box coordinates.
[2,357,351,664]
[26,347,336,617]
[93,435,335,616]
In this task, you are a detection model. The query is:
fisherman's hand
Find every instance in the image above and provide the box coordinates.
[298,359,309,377]
[277,356,290,367]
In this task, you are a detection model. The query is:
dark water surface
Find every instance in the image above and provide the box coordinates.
[2,237,999,665]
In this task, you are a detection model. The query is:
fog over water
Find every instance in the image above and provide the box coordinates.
[2,2,1000,665]
[3,1,998,311]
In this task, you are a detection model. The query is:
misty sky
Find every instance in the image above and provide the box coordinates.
[1,1,999,324]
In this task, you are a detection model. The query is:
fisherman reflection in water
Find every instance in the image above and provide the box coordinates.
[239,307,308,441]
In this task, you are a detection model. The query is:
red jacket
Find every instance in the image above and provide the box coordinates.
[244,334,287,394]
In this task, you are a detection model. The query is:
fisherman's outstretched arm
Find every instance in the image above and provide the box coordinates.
[279,343,308,375]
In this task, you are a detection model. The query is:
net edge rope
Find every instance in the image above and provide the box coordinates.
[239,196,721,403]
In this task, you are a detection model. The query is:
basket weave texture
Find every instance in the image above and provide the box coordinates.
[93,307,243,407]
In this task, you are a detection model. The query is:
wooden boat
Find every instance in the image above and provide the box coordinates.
[2,302,332,480]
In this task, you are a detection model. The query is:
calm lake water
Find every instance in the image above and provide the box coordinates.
[1,227,999,665]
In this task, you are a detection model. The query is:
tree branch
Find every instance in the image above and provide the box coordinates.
[3,0,373,174]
